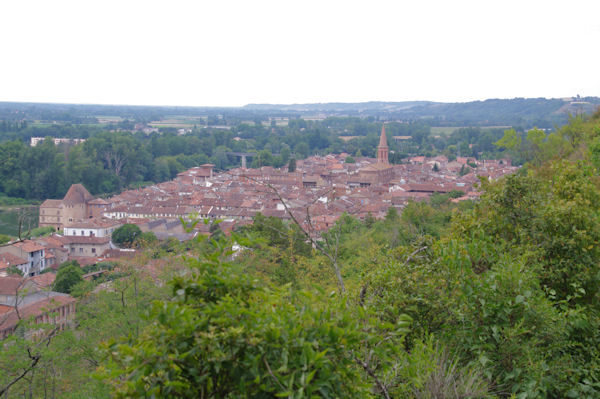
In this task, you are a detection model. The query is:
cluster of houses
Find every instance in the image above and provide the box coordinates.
[39,125,518,237]
[0,125,518,339]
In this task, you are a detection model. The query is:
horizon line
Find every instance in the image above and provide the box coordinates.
[0,95,593,109]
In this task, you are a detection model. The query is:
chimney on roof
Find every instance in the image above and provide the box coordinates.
[200,163,214,178]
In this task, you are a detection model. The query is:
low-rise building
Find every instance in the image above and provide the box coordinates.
[0,241,46,276]
[0,276,76,339]
[63,219,122,238]
[0,253,29,277]
[57,235,111,258]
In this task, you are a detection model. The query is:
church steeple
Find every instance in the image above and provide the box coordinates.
[377,123,389,164]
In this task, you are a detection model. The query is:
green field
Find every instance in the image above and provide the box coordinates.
[431,126,460,136]
[431,126,511,137]
[30,121,107,128]
[0,207,39,237]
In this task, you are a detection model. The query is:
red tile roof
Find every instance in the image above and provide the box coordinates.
[0,253,28,266]
[62,184,93,205]
[13,240,45,253]
[29,273,56,288]
[0,276,29,295]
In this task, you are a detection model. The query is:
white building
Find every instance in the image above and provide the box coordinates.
[0,241,46,276]
[63,219,122,238]
[30,137,86,147]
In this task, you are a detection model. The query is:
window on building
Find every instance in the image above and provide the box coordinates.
[79,248,83,253]
[81,230,84,236]
[91,248,96,253]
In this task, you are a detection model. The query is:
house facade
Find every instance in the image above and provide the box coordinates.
[0,276,76,339]
[0,241,46,276]
[58,236,111,258]
[63,219,122,238]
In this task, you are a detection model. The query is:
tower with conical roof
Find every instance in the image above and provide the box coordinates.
[377,124,389,164]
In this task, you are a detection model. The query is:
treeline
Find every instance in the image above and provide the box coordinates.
[0,113,584,201]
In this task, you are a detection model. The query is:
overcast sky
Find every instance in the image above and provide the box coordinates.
[1,0,599,107]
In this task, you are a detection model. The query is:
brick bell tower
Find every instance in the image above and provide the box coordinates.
[377,123,389,164]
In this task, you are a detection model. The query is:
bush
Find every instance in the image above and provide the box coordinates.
[100,232,414,398]
[0,234,11,244]
[58,260,80,270]
[133,231,157,248]
[27,226,55,238]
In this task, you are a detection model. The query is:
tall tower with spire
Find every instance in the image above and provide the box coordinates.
[377,124,389,164]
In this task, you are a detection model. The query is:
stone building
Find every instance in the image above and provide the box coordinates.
[39,184,98,231]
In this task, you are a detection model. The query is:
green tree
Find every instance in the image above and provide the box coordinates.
[112,224,142,248]
[294,142,310,159]
[251,149,274,168]
[590,135,600,170]
[364,212,375,228]
[134,231,158,248]
[100,232,413,398]
[53,264,83,294]
[495,128,523,161]
[385,206,399,222]
[280,145,291,164]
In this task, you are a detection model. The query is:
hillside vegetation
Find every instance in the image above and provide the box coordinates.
[2,110,600,398]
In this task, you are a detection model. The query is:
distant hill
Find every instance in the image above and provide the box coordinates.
[245,97,600,128]
[243,101,436,112]
[1,97,598,129]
